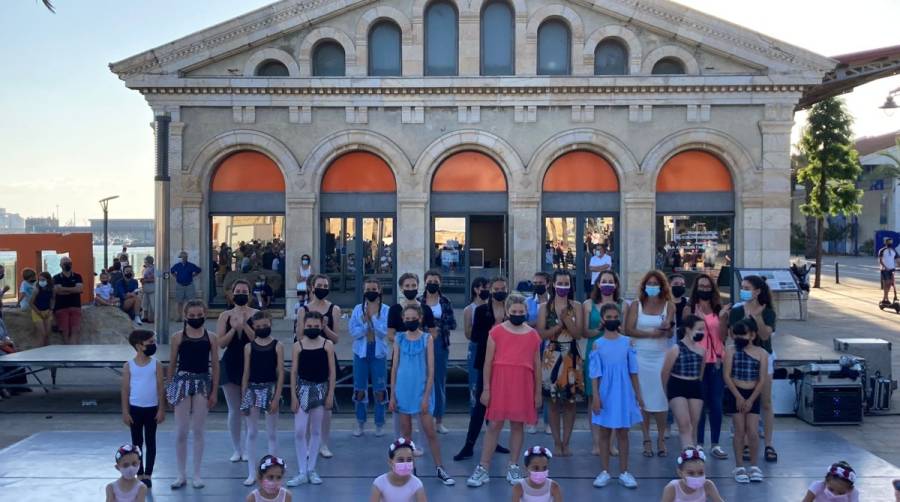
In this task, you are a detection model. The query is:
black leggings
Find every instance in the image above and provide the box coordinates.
[129,405,158,476]
[462,370,487,448]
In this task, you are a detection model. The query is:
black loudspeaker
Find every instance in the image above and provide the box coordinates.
[798,382,863,425]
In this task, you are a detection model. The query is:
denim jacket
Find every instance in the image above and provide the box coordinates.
[418,294,456,349]
[349,303,390,359]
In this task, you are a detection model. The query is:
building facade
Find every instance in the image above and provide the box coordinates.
[111,0,834,309]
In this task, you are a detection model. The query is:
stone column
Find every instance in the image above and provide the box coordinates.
[285,194,317,316]
[180,194,203,299]
[741,194,764,267]
[397,193,428,280]
[759,106,795,267]
[459,13,479,76]
[621,193,654,297]
[509,193,540,286]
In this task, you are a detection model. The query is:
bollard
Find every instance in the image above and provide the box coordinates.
[835,261,840,284]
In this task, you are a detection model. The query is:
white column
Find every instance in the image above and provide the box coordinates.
[621,193,654,297]
[397,194,428,279]
[509,193,540,286]
[759,110,795,267]
[285,194,316,316]
[459,14,479,76]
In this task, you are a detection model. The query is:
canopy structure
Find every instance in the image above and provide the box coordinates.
[798,44,900,109]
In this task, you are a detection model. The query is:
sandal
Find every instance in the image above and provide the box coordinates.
[657,438,668,457]
[642,440,654,457]
[765,446,778,463]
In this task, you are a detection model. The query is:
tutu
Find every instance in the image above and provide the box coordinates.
[296,379,328,412]
[240,382,277,413]
[165,371,211,406]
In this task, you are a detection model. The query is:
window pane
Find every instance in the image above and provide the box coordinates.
[594,39,627,75]
[481,1,514,75]
[425,1,458,76]
[255,60,289,77]
[210,215,285,305]
[369,21,402,76]
[537,19,570,75]
[651,57,686,75]
[543,217,576,272]
[313,41,346,76]
[655,215,733,294]
[363,217,395,304]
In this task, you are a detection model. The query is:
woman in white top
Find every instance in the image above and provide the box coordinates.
[625,270,675,458]
[297,254,313,301]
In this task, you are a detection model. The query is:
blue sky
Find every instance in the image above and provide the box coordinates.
[1,0,898,223]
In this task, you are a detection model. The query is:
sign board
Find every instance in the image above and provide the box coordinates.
[735,268,800,292]
[469,248,485,269]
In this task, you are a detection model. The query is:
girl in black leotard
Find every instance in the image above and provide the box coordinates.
[215,279,259,462]
[166,299,219,490]
[296,274,342,460]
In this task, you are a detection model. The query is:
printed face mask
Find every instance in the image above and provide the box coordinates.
[393,461,414,476]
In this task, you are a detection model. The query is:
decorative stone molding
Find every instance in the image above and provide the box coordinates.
[186,129,301,192]
[302,129,412,189]
[642,45,701,75]
[571,105,595,123]
[528,128,640,186]
[345,106,368,124]
[457,106,480,124]
[582,25,643,75]
[514,105,537,123]
[298,26,359,77]
[640,128,756,192]
[243,48,301,77]
[686,104,711,122]
[401,105,425,124]
[525,4,587,75]
[232,106,256,124]
[354,5,416,77]
[289,105,312,124]
[629,105,652,123]
[412,129,526,191]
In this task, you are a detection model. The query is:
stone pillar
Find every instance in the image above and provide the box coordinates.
[621,193,654,297]
[397,193,428,280]
[181,195,203,299]
[509,193,540,286]
[741,194,764,267]
[759,106,795,267]
[459,13,479,76]
[285,194,317,316]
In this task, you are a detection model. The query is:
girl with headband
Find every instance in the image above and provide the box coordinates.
[661,447,724,502]
[512,446,563,501]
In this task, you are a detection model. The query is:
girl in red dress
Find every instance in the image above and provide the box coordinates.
[467,294,542,488]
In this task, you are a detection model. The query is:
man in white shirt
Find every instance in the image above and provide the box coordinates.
[878,237,898,304]
[588,244,612,285]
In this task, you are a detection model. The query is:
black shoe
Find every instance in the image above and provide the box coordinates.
[141,478,152,489]
[495,444,510,454]
[453,446,474,461]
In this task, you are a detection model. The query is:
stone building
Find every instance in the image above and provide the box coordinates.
[111,0,835,310]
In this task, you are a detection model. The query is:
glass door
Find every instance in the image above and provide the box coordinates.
[543,215,617,300]
[432,217,467,306]
[323,216,396,306]
[362,217,396,304]
[323,217,357,307]
[210,214,285,307]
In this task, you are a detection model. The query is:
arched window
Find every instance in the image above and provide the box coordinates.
[651,57,686,75]
[594,38,628,75]
[368,21,402,76]
[537,19,571,75]
[255,60,289,77]
[480,0,514,76]
[313,41,346,77]
[425,1,458,76]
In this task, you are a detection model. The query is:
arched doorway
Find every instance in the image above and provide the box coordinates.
[209,151,286,307]
[430,151,508,306]
[541,151,620,298]
[320,152,397,306]
[655,150,735,294]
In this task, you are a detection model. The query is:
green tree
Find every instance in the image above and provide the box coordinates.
[797,97,863,288]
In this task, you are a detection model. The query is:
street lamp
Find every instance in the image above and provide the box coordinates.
[98,195,119,270]
[880,87,899,116]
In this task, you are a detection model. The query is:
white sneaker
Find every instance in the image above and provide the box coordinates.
[466,465,490,487]
[308,471,323,485]
[544,424,552,435]
[592,471,611,488]
[733,467,750,484]
[353,423,363,437]
[375,425,385,437]
[436,423,449,434]
[192,479,205,489]
[133,317,143,326]
[618,471,637,489]
[506,464,523,485]
[526,424,537,434]
[319,445,334,459]
[229,452,242,462]
[242,476,255,486]
[748,466,764,482]
[413,448,424,457]
[240,453,249,462]
[286,472,308,486]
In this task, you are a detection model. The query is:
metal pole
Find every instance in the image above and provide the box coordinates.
[835,261,840,284]
[153,115,171,343]
[103,207,109,270]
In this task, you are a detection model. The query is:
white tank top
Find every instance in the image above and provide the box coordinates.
[634,301,669,352]
[128,358,159,407]
[518,478,553,501]
[251,487,287,502]
[111,479,141,502]
[373,473,423,502]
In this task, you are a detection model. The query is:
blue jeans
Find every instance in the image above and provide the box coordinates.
[353,342,387,426]
[467,341,480,411]
[697,362,725,445]
[433,338,450,419]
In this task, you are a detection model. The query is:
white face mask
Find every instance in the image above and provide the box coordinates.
[119,465,139,479]
[38,280,47,287]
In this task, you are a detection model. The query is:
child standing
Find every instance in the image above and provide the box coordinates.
[106,444,148,502]
[389,304,455,486]
[512,446,563,502]
[288,311,335,486]
[467,294,541,487]
[350,278,390,437]
[247,455,293,502]
[241,311,285,486]
[369,438,427,502]
[590,303,644,489]
[661,447,724,502]
[166,300,220,489]
[121,330,165,488]
[661,315,706,450]
[802,462,859,502]
[724,318,767,484]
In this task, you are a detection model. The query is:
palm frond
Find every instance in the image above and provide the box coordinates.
[40,0,55,13]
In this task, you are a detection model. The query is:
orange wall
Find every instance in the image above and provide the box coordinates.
[432,151,507,192]
[211,151,286,192]
[543,151,619,192]
[0,233,94,304]
[322,152,397,192]
[657,150,734,192]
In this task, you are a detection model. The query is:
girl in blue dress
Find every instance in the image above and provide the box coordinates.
[389,303,456,486]
[590,303,644,490]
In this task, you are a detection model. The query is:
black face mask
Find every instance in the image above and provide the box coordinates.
[304,328,321,339]
[314,288,329,300]
[697,290,714,301]
[693,332,705,342]
[364,291,380,302]
[425,283,440,294]
[533,285,547,296]
[734,337,750,350]
[492,291,508,302]
[403,289,418,300]
[124,273,134,279]
[61,263,72,272]
[672,285,686,298]
[233,294,249,306]
[509,314,527,326]
[478,290,491,301]
[255,327,272,339]
[404,321,420,332]
[603,319,621,332]
[143,344,157,357]
[186,318,205,329]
